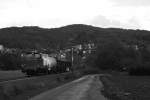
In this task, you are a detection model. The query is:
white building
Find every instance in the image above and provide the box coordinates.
[0,45,4,51]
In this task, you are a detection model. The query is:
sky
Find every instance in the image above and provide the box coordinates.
[0,0,150,30]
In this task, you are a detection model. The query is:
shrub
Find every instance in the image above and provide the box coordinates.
[0,52,22,70]
[81,68,100,75]
[129,62,150,75]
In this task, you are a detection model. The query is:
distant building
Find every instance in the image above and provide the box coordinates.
[72,44,82,50]
[65,48,71,52]
[57,52,66,60]
[0,45,4,51]
[134,45,139,50]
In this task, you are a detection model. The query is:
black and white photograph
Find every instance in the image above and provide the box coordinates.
[0,0,150,100]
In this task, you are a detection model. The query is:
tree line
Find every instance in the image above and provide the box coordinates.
[85,38,150,75]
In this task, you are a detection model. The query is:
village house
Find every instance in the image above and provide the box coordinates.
[0,45,4,52]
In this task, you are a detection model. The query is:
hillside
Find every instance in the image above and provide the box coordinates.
[0,24,150,50]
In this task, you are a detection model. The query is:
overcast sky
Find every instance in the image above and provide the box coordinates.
[0,0,150,30]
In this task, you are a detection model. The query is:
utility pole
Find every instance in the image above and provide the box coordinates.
[71,47,74,73]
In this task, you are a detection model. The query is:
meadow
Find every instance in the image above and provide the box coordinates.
[0,72,80,100]
[0,70,25,82]
[100,72,150,100]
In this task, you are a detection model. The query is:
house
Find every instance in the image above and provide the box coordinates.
[0,45,4,51]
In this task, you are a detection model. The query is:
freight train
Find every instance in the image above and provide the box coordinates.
[21,53,71,76]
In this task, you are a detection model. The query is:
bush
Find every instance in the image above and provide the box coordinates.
[128,49,150,75]
[0,52,22,70]
[129,62,150,75]
[129,67,150,75]
[81,68,100,75]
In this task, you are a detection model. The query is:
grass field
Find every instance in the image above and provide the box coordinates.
[0,70,25,82]
[100,72,150,100]
[0,72,81,100]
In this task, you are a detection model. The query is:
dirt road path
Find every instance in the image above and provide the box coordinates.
[30,75,107,100]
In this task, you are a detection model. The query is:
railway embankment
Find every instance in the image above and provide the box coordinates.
[0,72,80,100]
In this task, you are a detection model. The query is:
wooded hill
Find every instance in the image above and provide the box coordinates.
[0,24,150,50]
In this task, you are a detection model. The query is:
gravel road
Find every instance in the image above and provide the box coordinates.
[30,75,107,100]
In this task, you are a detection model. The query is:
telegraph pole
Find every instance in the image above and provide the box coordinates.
[71,47,74,73]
